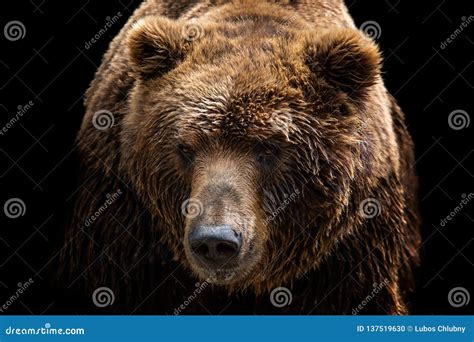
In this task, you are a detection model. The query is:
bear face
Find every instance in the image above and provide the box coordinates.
[119,12,382,290]
[65,0,420,314]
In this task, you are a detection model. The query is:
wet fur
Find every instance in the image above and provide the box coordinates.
[63,0,420,314]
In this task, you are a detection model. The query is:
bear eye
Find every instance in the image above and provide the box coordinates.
[254,142,279,167]
[177,143,194,164]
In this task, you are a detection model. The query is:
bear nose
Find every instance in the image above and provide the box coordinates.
[188,226,242,266]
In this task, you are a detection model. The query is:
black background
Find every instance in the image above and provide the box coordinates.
[0,0,472,314]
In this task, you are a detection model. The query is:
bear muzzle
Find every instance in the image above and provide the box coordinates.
[182,155,262,283]
[188,225,243,268]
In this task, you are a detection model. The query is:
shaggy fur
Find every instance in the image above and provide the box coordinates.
[63,0,420,314]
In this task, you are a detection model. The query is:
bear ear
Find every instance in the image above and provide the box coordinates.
[305,29,382,101]
[127,16,187,79]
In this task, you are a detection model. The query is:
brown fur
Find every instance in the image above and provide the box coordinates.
[63,0,420,314]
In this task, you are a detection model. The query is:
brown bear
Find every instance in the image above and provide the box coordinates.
[64,0,420,314]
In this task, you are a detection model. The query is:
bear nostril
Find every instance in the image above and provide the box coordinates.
[192,243,210,259]
[215,241,239,257]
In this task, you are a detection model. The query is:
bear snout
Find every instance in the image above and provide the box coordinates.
[188,225,243,268]
[182,155,262,283]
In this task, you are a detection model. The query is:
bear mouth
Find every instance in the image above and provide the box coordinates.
[192,263,257,286]
[201,268,240,284]
[187,252,243,284]
[186,242,261,286]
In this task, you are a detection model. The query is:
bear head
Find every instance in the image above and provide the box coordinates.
[117,11,382,291]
